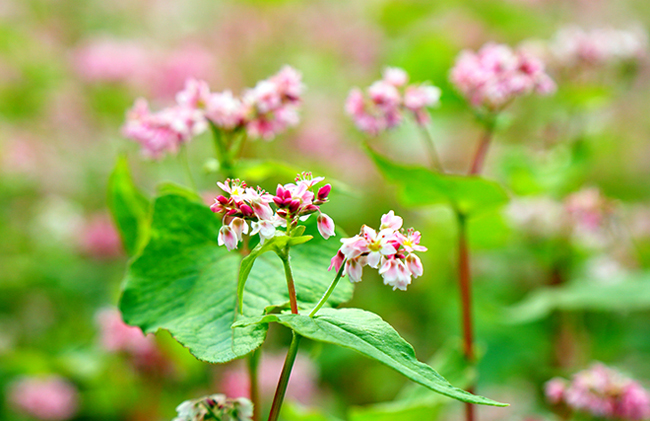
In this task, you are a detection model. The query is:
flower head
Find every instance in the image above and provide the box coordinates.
[173,394,253,421]
[449,42,555,111]
[7,376,79,421]
[345,67,441,136]
[330,211,426,290]
[545,363,650,421]
[211,173,334,250]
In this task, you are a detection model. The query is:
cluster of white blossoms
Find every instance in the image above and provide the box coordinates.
[173,394,253,421]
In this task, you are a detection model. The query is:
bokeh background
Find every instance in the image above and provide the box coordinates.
[2,0,650,420]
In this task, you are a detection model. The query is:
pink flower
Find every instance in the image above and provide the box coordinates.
[7,376,79,421]
[122,98,205,159]
[96,308,158,357]
[546,363,650,420]
[379,258,412,291]
[206,91,246,130]
[450,43,555,111]
[72,37,150,84]
[317,213,336,239]
[77,213,123,259]
[330,211,426,290]
[218,225,239,251]
[383,67,409,87]
[176,78,211,109]
[346,67,442,135]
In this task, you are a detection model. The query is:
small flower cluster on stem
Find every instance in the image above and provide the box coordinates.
[173,394,253,421]
[329,211,426,291]
[545,363,650,421]
[450,42,556,113]
[122,66,303,158]
[345,67,441,135]
[210,172,334,251]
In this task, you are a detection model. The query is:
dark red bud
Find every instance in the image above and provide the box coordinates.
[273,197,285,207]
[276,209,288,218]
[283,190,292,200]
[240,204,253,217]
[317,184,331,201]
[276,185,285,197]
[226,209,238,216]
[289,200,301,213]
[301,204,319,214]
[217,195,229,205]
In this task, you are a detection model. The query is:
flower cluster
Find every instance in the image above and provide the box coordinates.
[550,25,647,68]
[7,376,79,421]
[545,363,650,420]
[173,394,253,421]
[450,43,556,111]
[122,97,206,159]
[123,66,303,158]
[329,211,426,291]
[345,67,441,135]
[210,173,334,251]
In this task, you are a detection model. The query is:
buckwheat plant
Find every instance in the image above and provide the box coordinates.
[346,52,554,421]
[112,64,507,421]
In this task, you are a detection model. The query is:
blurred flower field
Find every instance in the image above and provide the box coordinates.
[2,1,650,420]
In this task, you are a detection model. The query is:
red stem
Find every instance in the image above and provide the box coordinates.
[469,127,494,175]
[458,213,475,421]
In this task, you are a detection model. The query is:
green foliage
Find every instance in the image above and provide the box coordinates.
[119,193,353,364]
[235,308,507,406]
[107,156,151,256]
[237,233,313,314]
[505,275,650,324]
[366,147,509,216]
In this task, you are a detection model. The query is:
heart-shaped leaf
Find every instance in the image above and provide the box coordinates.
[119,194,352,363]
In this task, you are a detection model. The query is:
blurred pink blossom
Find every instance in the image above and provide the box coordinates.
[7,376,79,421]
[450,43,555,111]
[550,25,647,68]
[565,187,613,233]
[72,38,150,84]
[219,353,318,405]
[546,363,650,420]
[153,44,217,100]
[346,67,440,135]
[77,214,122,259]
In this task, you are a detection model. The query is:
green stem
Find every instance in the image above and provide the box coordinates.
[280,251,299,315]
[417,122,443,172]
[309,262,346,317]
[267,332,301,421]
[248,348,261,421]
[180,145,197,190]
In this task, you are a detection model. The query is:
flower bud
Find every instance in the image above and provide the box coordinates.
[317,184,331,201]
[317,213,336,240]
[218,225,238,251]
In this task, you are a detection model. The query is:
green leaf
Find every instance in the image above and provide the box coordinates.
[107,155,150,256]
[366,147,508,216]
[120,194,352,364]
[235,308,507,407]
[504,275,650,324]
[237,233,313,314]
[156,182,204,203]
[282,403,343,421]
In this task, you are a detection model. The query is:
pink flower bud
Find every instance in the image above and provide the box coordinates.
[8,376,79,421]
[317,213,336,240]
[229,218,249,242]
[379,259,412,291]
[218,225,239,251]
[405,253,423,278]
[382,67,409,87]
[317,184,331,201]
[329,251,345,272]
[289,200,301,213]
[380,210,403,231]
[344,258,364,283]
[240,204,254,217]
[217,195,229,205]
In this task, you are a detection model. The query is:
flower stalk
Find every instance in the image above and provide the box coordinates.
[267,332,302,421]
[309,262,346,317]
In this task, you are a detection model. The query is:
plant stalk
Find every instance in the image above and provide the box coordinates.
[417,123,443,172]
[248,348,261,421]
[309,262,346,317]
[267,332,301,421]
[280,252,299,315]
[209,121,235,179]
[469,124,495,175]
[180,145,197,190]
[457,212,475,421]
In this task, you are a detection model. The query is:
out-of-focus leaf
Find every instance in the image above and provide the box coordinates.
[366,147,509,216]
[156,182,204,203]
[120,194,352,364]
[235,159,306,182]
[504,275,650,324]
[107,155,150,256]
[235,308,507,407]
[282,403,343,421]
